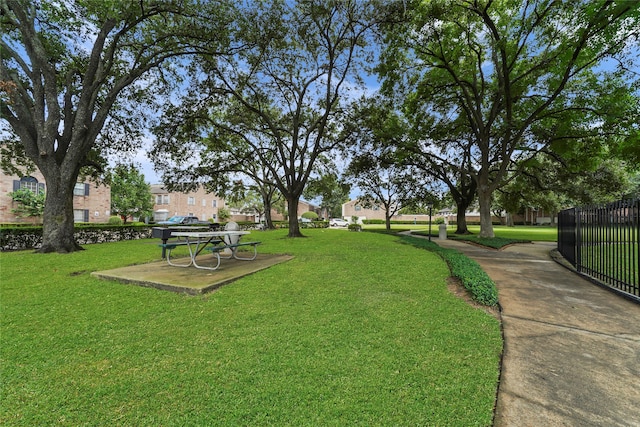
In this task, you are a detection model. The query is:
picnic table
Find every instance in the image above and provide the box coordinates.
[152,225,217,258]
[160,230,260,270]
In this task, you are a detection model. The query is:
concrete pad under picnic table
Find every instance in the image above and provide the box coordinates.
[92,253,293,295]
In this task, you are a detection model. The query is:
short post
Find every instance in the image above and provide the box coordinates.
[427,203,433,241]
[439,224,447,240]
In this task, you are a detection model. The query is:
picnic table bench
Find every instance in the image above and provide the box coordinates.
[204,241,261,260]
[158,241,193,267]
[158,228,258,270]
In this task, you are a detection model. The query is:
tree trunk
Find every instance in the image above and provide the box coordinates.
[261,190,276,230]
[38,178,83,253]
[385,213,391,230]
[287,197,304,237]
[448,174,476,235]
[477,187,495,238]
[454,202,471,234]
[506,212,515,227]
[264,208,275,229]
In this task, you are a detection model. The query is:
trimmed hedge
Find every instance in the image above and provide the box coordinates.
[0,224,152,251]
[448,221,503,226]
[268,220,329,229]
[399,235,499,307]
[363,218,445,225]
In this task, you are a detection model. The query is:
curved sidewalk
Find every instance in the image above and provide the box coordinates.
[435,239,640,427]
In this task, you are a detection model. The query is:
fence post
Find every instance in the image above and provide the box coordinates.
[575,207,581,273]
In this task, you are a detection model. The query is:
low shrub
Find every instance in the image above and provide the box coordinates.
[0,224,152,251]
[362,218,445,225]
[301,211,319,220]
[438,250,499,306]
[108,216,124,225]
[348,224,362,232]
[399,235,499,307]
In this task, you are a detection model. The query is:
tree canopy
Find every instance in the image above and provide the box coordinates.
[2,0,639,252]
[151,0,380,237]
[108,164,154,223]
[378,0,640,237]
[0,0,233,252]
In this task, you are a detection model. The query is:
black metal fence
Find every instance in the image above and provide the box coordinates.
[558,198,639,302]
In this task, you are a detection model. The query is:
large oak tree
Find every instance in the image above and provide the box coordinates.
[379,0,640,237]
[0,0,232,252]
[151,0,380,237]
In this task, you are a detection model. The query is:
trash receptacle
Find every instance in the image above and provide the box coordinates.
[439,224,447,239]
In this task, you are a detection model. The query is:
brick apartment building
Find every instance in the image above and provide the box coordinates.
[150,184,226,223]
[341,199,555,225]
[150,182,327,224]
[0,169,111,224]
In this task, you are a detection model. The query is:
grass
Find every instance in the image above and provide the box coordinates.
[406,225,557,249]
[0,229,502,426]
[463,225,557,242]
[400,236,499,307]
[363,224,557,241]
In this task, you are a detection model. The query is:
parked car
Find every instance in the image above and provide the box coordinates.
[330,218,349,227]
[157,215,210,226]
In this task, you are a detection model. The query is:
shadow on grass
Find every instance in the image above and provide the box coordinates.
[411,230,530,249]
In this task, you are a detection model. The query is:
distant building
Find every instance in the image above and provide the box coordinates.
[342,199,390,221]
[150,184,225,223]
[341,199,434,222]
[0,168,111,224]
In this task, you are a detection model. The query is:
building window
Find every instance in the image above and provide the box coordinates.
[73,183,89,196]
[21,176,38,193]
[202,199,206,206]
[373,205,379,211]
[13,176,45,194]
[212,199,217,208]
[355,205,361,211]
[188,197,195,205]
[73,209,89,223]
[156,195,169,204]
[156,195,163,204]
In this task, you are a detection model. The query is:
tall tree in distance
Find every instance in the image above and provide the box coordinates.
[152,113,283,230]
[108,164,154,224]
[0,0,233,252]
[346,152,429,230]
[303,168,351,219]
[379,0,640,237]
[152,0,379,237]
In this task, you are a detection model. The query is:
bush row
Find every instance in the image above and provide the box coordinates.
[437,249,499,306]
[363,218,445,225]
[0,220,332,250]
[268,221,329,229]
[448,220,503,226]
[0,225,152,251]
[399,235,499,307]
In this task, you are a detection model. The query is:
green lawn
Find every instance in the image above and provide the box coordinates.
[363,223,557,242]
[0,229,501,426]
[463,225,557,242]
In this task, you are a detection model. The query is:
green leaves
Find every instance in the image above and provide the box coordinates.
[378,0,640,238]
[9,187,45,218]
[108,164,154,222]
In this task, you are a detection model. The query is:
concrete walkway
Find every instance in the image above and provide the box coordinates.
[434,238,640,427]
